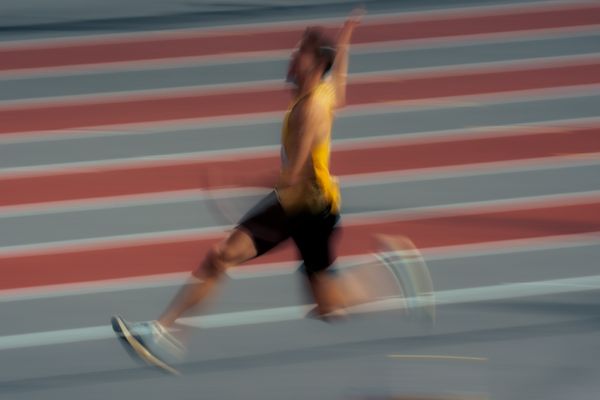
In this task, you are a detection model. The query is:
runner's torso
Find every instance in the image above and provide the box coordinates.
[278,81,341,214]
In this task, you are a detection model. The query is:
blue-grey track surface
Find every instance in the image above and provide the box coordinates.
[1,1,599,399]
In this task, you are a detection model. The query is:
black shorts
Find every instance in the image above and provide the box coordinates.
[237,191,340,276]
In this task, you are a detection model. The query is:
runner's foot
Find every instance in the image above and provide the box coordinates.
[376,235,436,325]
[111,316,185,375]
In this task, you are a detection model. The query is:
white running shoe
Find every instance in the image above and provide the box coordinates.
[111,316,184,375]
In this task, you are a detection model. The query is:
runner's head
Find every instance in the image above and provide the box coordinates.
[287,27,336,87]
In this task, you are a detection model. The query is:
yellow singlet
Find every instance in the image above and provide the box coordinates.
[279,81,341,214]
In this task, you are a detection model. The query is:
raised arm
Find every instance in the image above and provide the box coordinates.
[331,8,364,107]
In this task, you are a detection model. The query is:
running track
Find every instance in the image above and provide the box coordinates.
[1,1,600,399]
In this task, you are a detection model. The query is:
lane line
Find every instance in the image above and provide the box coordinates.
[6,25,600,80]
[1,190,598,258]
[1,116,598,178]
[1,232,598,303]
[1,152,599,218]
[2,272,600,351]
[1,124,597,206]
[1,85,599,144]
[340,152,600,187]
[231,232,600,279]
[4,52,600,107]
[0,0,583,49]
[0,195,598,290]
[342,190,600,226]
[4,29,600,81]
[2,1,598,74]
[3,54,599,111]
[387,355,488,362]
[2,60,599,135]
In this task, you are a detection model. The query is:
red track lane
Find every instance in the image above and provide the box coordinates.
[1,200,598,290]
[1,61,600,135]
[1,4,600,71]
[1,126,598,207]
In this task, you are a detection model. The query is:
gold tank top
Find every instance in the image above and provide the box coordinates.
[278,81,341,214]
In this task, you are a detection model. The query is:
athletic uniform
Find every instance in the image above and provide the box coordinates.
[238,80,340,276]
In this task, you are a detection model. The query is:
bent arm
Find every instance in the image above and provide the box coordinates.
[331,9,363,107]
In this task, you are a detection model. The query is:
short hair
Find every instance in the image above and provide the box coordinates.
[301,27,336,76]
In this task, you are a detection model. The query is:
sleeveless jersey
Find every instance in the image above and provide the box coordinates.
[279,81,341,214]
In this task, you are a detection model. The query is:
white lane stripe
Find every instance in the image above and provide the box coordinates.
[15,29,600,81]
[0,83,600,144]
[341,153,600,187]
[229,232,600,279]
[5,29,600,81]
[4,51,600,108]
[0,190,598,259]
[180,305,315,329]
[6,24,600,80]
[0,326,114,351]
[1,152,600,219]
[0,271,190,303]
[0,0,586,50]
[342,190,600,226]
[0,188,266,218]
[1,85,599,145]
[2,271,600,351]
[10,22,600,81]
[433,275,600,305]
[3,53,599,109]
[1,114,599,179]
[1,232,598,303]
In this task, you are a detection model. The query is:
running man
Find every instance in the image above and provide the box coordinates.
[112,10,368,370]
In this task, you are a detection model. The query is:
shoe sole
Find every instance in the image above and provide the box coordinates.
[111,316,180,375]
[111,317,147,365]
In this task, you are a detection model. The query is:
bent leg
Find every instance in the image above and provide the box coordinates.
[158,228,257,328]
[307,259,409,318]
[292,210,354,316]
[306,271,350,316]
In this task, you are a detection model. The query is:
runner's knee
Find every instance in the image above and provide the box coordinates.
[193,238,253,279]
[193,245,227,279]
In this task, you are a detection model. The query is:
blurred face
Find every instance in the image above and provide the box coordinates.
[286,40,319,86]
